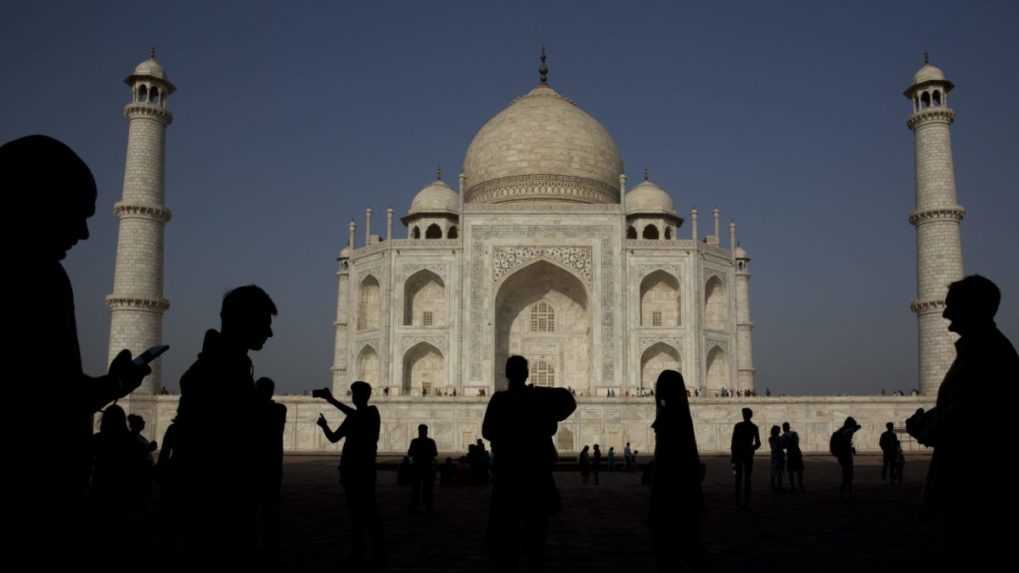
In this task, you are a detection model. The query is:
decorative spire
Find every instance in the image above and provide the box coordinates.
[436,165,442,181]
[151,47,157,60]
[539,45,549,84]
[923,50,929,65]
[643,168,649,181]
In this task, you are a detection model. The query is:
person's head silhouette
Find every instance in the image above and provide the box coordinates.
[886,422,894,431]
[505,355,529,389]
[100,404,128,435]
[1,134,97,262]
[221,285,277,351]
[255,377,276,402]
[418,424,428,438]
[844,416,860,430]
[742,407,753,421]
[351,380,372,408]
[782,422,791,433]
[944,275,1001,336]
[771,425,781,438]
[127,414,145,434]
[655,369,688,411]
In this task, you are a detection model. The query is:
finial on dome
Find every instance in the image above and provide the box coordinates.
[539,45,549,84]
[436,165,443,181]
[151,47,156,59]
[923,50,929,65]
[643,168,649,181]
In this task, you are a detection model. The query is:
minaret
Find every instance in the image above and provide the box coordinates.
[905,54,965,396]
[733,238,755,393]
[332,221,356,395]
[106,51,174,394]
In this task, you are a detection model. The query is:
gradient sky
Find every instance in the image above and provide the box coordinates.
[3,1,1016,395]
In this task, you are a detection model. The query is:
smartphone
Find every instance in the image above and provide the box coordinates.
[133,344,170,366]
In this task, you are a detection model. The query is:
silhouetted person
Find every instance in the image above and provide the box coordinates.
[4,135,152,564]
[607,446,616,471]
[482,355,576,572]
[906,275,1019,567]
[254,376,287,564]
[782,422,805,492]
[408,424,438,513]
[592,444,603,485]
[650,370,707,572]
[879,422,900,482]
[831,417,861,500]
[768,425,785,492]
[730,407,761,508]
[578,445,591,484]
[891,442,905,485]
[91,405,151,560]
[156,417,181,551]
[315,382,385,565]
[173,284,277,565]
[624,442,633,471]
[471,438,491,484]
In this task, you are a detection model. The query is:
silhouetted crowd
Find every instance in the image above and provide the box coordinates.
[8,133,1018,571]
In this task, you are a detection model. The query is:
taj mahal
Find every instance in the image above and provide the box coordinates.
[109,51,964,454]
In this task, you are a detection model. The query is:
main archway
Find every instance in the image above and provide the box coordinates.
[493,260,590,391]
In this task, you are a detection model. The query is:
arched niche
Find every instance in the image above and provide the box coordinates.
[641,342,681,390]
[403,269,446,327]
[402,342,445,396]
[640,270,680,327]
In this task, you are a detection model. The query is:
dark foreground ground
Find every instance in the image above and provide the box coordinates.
[269,454,942,572]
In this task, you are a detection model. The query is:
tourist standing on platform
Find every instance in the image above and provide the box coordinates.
[592,444,603,485]
[650,370,707,572]
[407,424,438,513]
[254,376,287,565]
[314,382,385,566]
[578,445,591,484]
[624,442,634,471]
[730,408,761,508]
[879,422,900,482]
[4,135,152,566]
[831,417,861,500]
[607,446,616,472]
[782,422,805,492]
[768,425,785,492]
[482,355,576,572]
[906,276,1019,568]
[174,285,277,565]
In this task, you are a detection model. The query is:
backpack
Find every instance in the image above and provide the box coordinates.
[829,430,845,458]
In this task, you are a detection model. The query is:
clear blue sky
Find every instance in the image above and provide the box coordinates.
[3,1,1016,395]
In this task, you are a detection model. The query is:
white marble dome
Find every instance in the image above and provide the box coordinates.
[462,83,623,204]
[913,63,945,84]
[134,57,167,80]
[625,178,675,214]
[408,178,459,215]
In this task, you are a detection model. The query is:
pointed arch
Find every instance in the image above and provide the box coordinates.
[640,270,681,327]
[425,223,442,239]
[357,345,380,385]
[921,91,931,108]
[627,226,637,239]
[448,225,458,239]
[704,275,727,330]
[494,260,590,391]
[150,86,160,104]
[641,342,681,390]
[403,341,445,395]
[705,345,729,395]
[412,226,421,239]
[138,84,148,102]
[403,269,446,326]
[664,226,672,240]
[932,90,942,106]
[357,275,381,331]
[642,224,660,240]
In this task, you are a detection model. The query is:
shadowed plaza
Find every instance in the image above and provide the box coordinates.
[268,454,940,571]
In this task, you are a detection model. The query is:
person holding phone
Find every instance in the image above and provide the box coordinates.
[4,135,153,565]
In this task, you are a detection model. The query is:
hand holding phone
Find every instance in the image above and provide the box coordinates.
[133,345,170,366]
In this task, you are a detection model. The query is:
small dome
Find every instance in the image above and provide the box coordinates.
[408,179,459,216]
[626,179,675,214]
[913,63,945,84]
[734,245,749,259]
[134,57,167,80]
